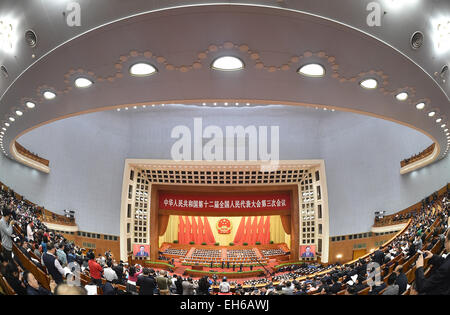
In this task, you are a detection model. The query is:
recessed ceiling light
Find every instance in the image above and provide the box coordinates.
[15,110,23,116]
[26,101,35,109]
[415,102,425,110]
[129,63,157,76]
[445,128,449,132]
[1,128,5,131]
[446,132,450,136]
[360,78,378,89]
[436,118,442,123]
[9,117,14,122]
[298,64,325,77]
[211,56,244,71]
[442,124,447,128]
[395,92,408,101]
[428,111,436,117]
[43,91,56,100]
[74,77,93,88]
[5,123,9,127]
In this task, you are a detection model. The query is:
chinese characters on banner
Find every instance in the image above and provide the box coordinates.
[159,192,290,212]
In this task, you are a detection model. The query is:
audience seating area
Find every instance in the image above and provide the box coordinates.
[260,248,287,257]
[14,142,50,167]
[0,179,448,295]
[400,143,435,168]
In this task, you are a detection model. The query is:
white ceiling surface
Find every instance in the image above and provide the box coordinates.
[0,1,449,165]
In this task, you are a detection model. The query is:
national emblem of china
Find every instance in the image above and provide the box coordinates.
[217,218,232,234]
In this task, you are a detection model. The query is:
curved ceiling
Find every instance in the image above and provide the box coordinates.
[0,2,449,169]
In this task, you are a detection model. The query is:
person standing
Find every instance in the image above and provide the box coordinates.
[156,270,171,295]
[87,251,103,286]
[26,221,34,242]
[41,242,65,284]
[0,208,15,262]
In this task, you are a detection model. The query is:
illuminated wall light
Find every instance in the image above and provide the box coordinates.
[211,56,244,71]
[298,64,326,77]
[360,78,378,89]
[26,102,36,109]
[43,91,56,100]
[129,63,157,76]
[246,103,250,106]
[395,92,408,101]
[74,77,93,88]
[415,102,425,110]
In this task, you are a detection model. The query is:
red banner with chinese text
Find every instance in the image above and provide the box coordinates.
[159,192,291,213]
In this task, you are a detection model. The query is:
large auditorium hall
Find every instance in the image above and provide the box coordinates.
[0,0,449,302]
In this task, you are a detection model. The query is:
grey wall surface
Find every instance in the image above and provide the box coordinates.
[0,105,448,236]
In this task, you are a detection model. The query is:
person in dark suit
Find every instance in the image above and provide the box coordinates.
[239,263,243,272]
[301,246,314,258]
[232,263,235,271]
[221,261,224,269]
[135,246,149,257]
[329,275,342,294]
[136,268,156,295]
[415,231,450,295]
[394,265,407,295]
[227,261,230,269]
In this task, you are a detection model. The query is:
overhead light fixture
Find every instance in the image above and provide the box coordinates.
[0,19,15,53]
[395,92,408,101]
[4,123,9,127]
[436,118,442,123]
[1,128,5,131]
[428,111,436,117]
[117,108,120,112]
[129,63,157,76]
[442,124,447,128]
[26,101,35,109]
[433,18,450,53]
[445,128,449,132]
[15,110,23,116]
[8,117,14,122]
[359,78,378,89]
[211,56,244,71]
[298,64,325,77]
[43,91,56,100]
[415,102,425,110]
[74,77,93,88]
